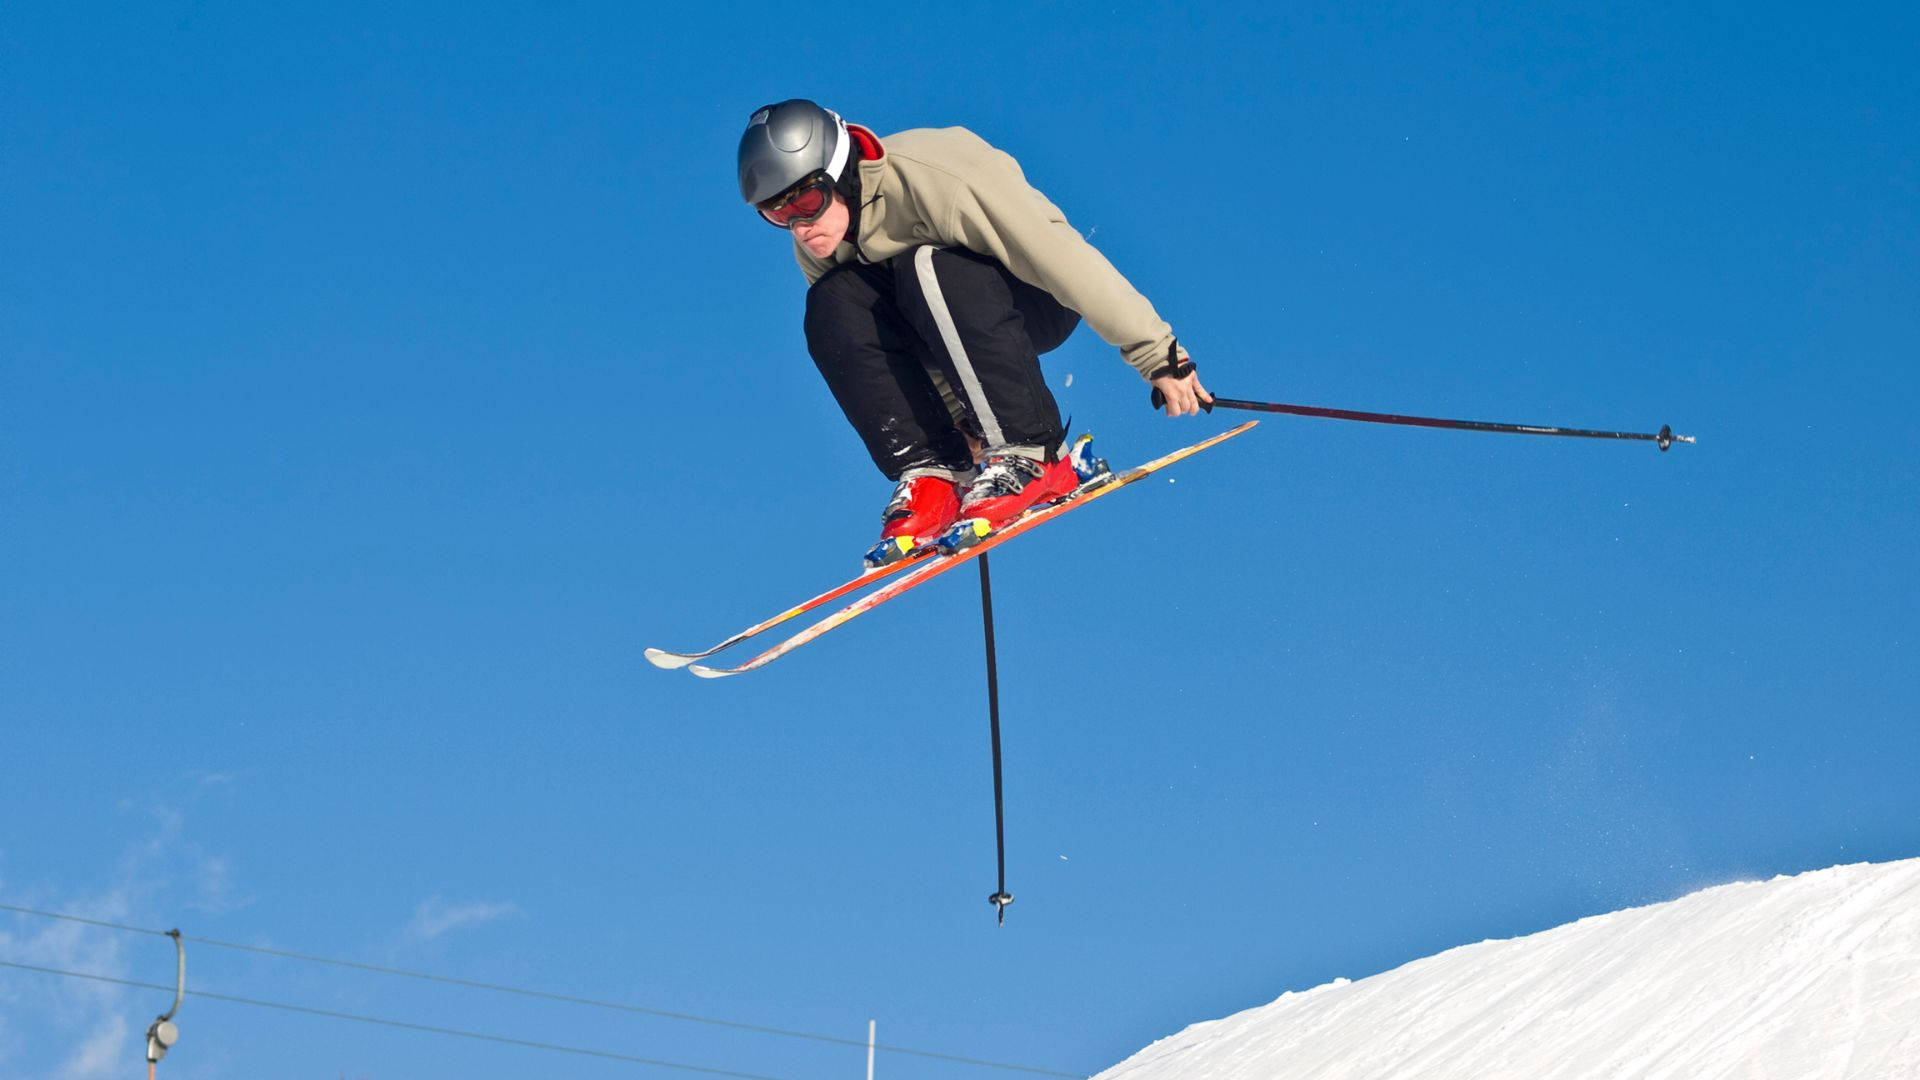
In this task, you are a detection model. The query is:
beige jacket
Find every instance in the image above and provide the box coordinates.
[796,125,1184,380]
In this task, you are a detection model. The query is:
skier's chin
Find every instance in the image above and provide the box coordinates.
[799,234,839,258]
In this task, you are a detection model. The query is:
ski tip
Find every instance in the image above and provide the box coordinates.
[687,663,738,680]
[644,647,696,670]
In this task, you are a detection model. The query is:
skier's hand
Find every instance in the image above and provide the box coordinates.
[1151,367,1214,417]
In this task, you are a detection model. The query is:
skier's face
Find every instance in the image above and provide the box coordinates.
[792,191,849,258]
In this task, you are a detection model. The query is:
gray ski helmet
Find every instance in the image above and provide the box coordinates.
[737,99,850,205]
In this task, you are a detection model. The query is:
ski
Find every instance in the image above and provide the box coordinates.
[686,420,1257,679]
[644,549,935,669]
[646,432,1107,669]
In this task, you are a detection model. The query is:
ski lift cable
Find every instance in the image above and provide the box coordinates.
[0,957,791,1079]
[0,903,1085,1078]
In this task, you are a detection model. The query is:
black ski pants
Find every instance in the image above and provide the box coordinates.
[804,245,1080,481]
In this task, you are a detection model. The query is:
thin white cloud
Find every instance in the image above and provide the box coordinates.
[61,1013,128,1079]
[404,896,520,943]
[1,875,145,1080]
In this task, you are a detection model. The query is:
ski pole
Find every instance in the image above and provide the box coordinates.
[978,554,1014,926]
[1150,388,1694,451]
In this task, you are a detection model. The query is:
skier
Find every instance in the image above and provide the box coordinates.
[737,99,1212,565]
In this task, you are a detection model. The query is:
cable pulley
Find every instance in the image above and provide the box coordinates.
[146,928,184,1073]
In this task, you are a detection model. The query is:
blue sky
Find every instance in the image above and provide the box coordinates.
[3,1,1916,1077]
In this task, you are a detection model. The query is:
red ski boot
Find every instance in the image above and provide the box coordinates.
[956,452,1080,532]
[864,475,961,567]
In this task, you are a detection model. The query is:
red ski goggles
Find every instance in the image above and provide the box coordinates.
[756,172,835,229]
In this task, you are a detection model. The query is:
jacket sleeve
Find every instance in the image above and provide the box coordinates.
[937,150,1184,380]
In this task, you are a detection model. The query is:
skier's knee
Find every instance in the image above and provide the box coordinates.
[804,267,874,352]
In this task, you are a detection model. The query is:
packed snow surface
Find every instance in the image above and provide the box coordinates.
[1097,859,1920,1079]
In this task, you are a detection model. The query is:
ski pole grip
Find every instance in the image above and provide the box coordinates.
[1147,344,1214,413]
[1149,386,1214,413]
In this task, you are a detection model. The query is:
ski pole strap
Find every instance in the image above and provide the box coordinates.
[1149,359,1194,383]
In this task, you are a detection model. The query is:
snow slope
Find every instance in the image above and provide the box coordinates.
[1097,859,1920,1079]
